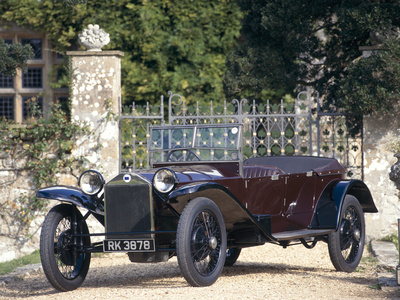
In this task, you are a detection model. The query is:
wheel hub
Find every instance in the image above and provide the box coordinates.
[209,237,218,249]
[353,229,361,242]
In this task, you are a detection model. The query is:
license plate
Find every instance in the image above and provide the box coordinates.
[103,239,155,252]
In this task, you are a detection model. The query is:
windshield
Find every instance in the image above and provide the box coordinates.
[150,124,242,163]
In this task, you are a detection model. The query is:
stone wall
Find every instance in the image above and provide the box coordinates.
[363,105,400,238]
[0,169,78,262]
[0,51,123,263]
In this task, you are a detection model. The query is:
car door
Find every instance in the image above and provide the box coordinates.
[245,175,284,221]
[283,172,316,229]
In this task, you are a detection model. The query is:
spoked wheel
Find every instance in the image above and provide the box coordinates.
[328,195,365,272]
[225,248,241,267]
[40,204,91,291]
[177,197,227,287]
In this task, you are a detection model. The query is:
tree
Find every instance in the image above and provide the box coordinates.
[224,0,400,112]
[0,38,34,76]
[0,0,242,105]
[336,38,400,116]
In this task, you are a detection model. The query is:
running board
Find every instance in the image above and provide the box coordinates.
[272,229,334,241]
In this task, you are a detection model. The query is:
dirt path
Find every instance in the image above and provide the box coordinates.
[1,243,399,299]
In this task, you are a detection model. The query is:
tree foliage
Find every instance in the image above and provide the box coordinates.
[0,0,242,105]
[336,39,400,116]
[224,0,400,112]
[0,38,34,76]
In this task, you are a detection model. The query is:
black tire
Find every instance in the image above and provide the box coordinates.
[176,197,227,287]
[328,195,365,272]
[40,204,91,291]
[225,248,241,267]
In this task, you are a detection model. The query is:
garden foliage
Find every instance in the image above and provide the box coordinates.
[0,0,242,106]
[224,0,400,114]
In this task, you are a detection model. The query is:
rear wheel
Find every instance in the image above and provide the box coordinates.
[40,204,91,291]
[177,197,227,286]
[224,248,241,267]
[328,195,365,272]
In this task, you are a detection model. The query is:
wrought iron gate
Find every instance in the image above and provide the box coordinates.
[119,91,363,179]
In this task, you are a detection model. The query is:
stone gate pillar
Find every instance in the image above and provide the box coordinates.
[66,50,124,181]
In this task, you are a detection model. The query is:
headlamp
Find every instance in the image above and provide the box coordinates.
[78,170,104,196]
[153,168,178,193]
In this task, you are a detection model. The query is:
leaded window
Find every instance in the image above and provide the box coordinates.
[22,68,43,88]
[21,38,42,60]
[0,74,14,88]
[0,96,14,120]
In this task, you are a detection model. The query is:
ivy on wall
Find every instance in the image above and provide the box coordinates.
[0,100,92,236]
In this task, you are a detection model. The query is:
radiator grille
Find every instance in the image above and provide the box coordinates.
[105,174,153,239]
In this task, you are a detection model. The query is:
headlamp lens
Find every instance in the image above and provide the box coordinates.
[153,169,177,193]
[79,170,104,195]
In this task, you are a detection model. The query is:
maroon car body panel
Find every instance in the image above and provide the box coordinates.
[143,156,353,236]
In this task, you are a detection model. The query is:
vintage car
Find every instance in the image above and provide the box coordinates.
[37,124,378,291]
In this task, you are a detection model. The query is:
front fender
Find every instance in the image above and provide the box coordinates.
[37,186,104,215]
[168,182,274,241]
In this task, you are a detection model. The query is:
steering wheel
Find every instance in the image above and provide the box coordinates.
[166,149,201,162]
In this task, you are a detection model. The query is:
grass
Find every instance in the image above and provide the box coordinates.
[355,254,379,273]
[381,233,399,251]
[0,250,41,275]
[368,283,382,290]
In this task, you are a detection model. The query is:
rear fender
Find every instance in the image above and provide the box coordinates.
[310,180,377,230]
[334,180,377,213]
[168,182,274,241]
[333,180,377,230]
[37,186,104,216]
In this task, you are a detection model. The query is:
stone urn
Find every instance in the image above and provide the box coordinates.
[78,24,110,51]
[389,153,400,190]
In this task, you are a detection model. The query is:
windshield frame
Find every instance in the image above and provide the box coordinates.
[149,124,243,166]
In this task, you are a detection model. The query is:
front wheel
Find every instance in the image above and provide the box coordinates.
[40,204,91,291]
[176,197,227,287]
[328,195,365,272]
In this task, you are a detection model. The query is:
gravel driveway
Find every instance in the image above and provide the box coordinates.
[1,243,399,299]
